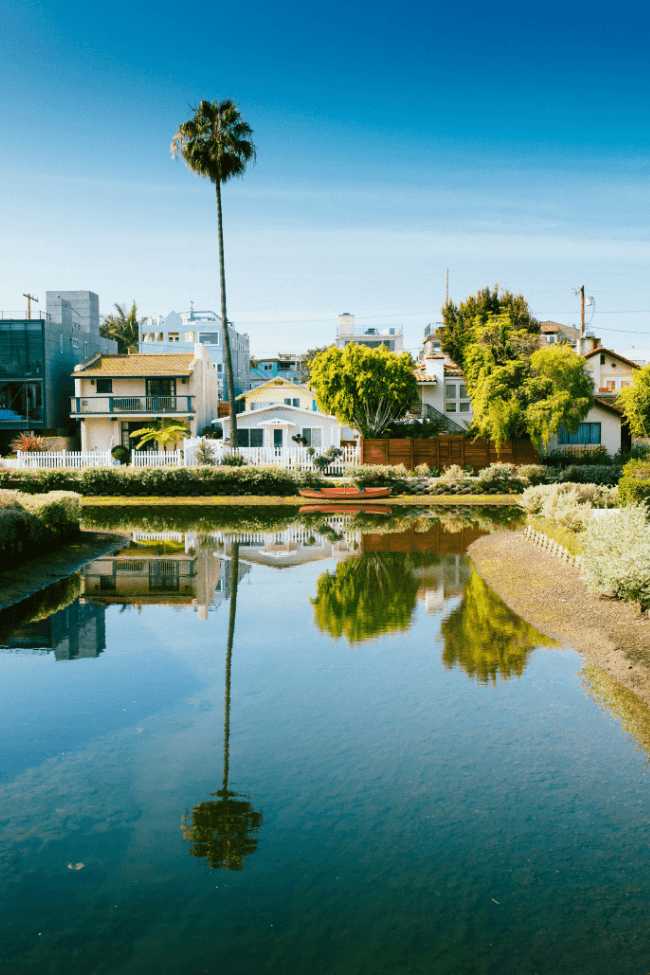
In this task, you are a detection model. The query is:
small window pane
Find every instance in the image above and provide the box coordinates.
[237,430,250,447]
[284,398,292,405]
[184,331,195,342]
[445,403,457,412]
[311,428,322,448]
[250,429,263,447]
[446,385,456,399]
[292,398,300,407]
[97,378,112,394]
[198,332,220,345]
[459,385,468,398]
[301,428,312,447]
[459,402,470,412]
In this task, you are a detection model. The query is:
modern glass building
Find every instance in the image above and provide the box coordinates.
[0,292,117,442]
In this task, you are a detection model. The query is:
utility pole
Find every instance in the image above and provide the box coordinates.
[579,285,585,338]
[22,293,38,319]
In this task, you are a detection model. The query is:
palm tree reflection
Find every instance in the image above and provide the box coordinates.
[441,569,557,685]
[182,543,263,869]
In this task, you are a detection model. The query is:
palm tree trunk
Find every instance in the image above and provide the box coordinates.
[215,180,239,448]
[222,541,239,795]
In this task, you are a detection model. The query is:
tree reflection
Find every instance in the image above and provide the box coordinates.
[312,554,419,643]
[441,570,556,685]
[182,543,263,869]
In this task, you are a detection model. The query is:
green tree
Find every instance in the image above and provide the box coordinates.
[464,315,594,447]
[439,284,539,372]
[441,570,556,685]
[311,553,420,643]
[618,364,650,438]
[129,420,191,450]
[182,544,263,870]
[297,345,331,381]
[172,100,257,448]
[100,301,143,354]
[309,344,419,437]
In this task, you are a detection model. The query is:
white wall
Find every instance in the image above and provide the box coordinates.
[543,402,622,455]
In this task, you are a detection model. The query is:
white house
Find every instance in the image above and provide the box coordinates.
[414,355,473,431]
[221,403,345,451]
[71,344,221,452]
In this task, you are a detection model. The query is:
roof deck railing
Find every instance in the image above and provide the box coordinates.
[337,324,403,337]
[0,311,51,321]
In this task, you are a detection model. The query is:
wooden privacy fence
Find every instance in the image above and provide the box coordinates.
[361,436,538,471]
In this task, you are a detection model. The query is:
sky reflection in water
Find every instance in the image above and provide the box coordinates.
[1,506,650,975]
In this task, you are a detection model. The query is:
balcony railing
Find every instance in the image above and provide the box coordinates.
[337,324,403,337]
[71,395,194,415]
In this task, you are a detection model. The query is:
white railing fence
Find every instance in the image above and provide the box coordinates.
[16,450,112,469]
[131,451,182,468]
[183,439,359,474]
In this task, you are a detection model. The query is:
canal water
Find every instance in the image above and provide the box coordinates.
[1,505,650,975]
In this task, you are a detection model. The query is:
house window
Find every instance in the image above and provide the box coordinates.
[302,428,322,448]
[97,378,113,394]
[184,331,195,342]
[146,378,176,396]
[237,429,264,447]
[168,332,180,343]
[264,363,273,371]
[198,332,220,345]
[72,338,79,348]
[217,364,223,373]
[445,382,472,414]
[284,398,300,407]
[84,342,88,357]
[558,422,601,445]
[600,354,606,364]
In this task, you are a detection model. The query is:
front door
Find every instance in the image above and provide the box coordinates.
[273,428,283,449]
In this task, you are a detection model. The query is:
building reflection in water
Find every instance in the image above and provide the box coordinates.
[2,598,107,661]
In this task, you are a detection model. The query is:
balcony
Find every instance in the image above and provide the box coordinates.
[336,323,403,337]
[71,395,195,416]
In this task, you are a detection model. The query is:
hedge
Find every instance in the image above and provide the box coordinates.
[0,465,304,498]
[0,490,82,561]
[618,460,650,507]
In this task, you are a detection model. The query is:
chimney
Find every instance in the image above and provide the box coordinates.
[578,336,601,355]
[338,313,355,335]
[194,341,207,360]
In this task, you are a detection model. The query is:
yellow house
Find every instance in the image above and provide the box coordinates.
[236,377,319,414]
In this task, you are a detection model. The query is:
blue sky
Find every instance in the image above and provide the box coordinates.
[2,0,649,356]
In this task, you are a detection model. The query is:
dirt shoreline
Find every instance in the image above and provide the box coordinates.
[468,531,650,706]
[0,531,128,612]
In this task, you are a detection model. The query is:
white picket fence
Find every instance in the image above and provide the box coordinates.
[16,450,112,469]
[183,439,359,474]
[131,451,182,468]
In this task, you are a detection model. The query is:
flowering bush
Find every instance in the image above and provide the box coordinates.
[516,464,549,485]
[520,482,618,517]
[582,505,650,608]
[9,433,46,454]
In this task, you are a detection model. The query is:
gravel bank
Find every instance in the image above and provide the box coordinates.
[469,531,650,707]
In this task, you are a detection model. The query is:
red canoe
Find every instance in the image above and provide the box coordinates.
[298,487,392,500]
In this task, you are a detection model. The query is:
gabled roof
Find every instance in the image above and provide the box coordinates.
[593,397,625,415]
[220,402,337,426]
[583,347,641,370]
[73,353,195,378]
[236,376,310,400]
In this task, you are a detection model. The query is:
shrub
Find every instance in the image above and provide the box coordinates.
[440,464,465,481]
[582,505,650,608]
[0,490,81,561]
[10,433,46,454]
[558,464,621,486]
[344,464,410,486]
[520,482,618,517]
[220,452,247,467]
[618,460,650,507]
[195,441,215,466]
[415,463,432,477]
[111,445,131,464]
[517,464,549,486]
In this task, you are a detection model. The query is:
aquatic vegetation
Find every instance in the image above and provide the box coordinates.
[441,569,557,684]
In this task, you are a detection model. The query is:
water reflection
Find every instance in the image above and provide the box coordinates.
[182,543,263,870]
[582,662,650,764]
[441,569,557,684]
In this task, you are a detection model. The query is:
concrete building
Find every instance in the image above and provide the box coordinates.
[71,344,220,452]
[335,313,403,352]
[0,291,117,445]
[140,309,250,397]
[413,355,472,432]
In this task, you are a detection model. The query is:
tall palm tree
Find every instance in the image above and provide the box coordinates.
[181,543,263,870]
[171,100,257,449]
[100,301,143,354]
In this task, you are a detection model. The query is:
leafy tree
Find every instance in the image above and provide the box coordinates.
[100,301,143,354]
[309,344,419,437]
[182,544,263,870]
[129,420,190,450]
[465,316,594,447]
[311,553,420,643]
[439,285,539,372]
[441,570,556,685]
[618,364,650,438]
[297,345,331,381]
[172,99,257,448]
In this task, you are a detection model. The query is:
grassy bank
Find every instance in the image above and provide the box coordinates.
[80,494,519,507]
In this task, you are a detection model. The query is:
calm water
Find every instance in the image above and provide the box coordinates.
[1,506,650,975]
